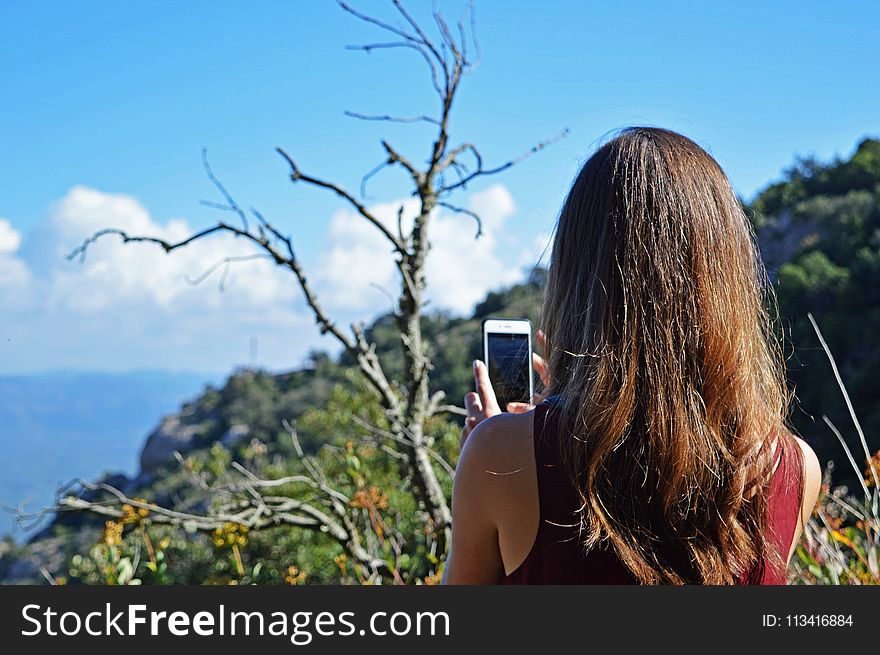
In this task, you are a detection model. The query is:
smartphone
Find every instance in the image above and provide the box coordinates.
[482,318,534,411]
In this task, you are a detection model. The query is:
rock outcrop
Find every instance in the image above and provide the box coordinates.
[139,414,204,473]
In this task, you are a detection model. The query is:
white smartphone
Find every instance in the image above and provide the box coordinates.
[482,317,534,411]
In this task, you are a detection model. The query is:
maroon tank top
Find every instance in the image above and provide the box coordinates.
[501,401,804,585]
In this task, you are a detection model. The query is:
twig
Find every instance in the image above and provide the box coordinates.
[201,148,249,232]
[344,110,439,126]
[437,201,482,238]
[184,253,273,291]
[432,404,467,417]
[276,147,406,253]
[438,128,570,194]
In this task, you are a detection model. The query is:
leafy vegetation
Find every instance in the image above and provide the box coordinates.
[752,138,880,584]
[752,138,880,479]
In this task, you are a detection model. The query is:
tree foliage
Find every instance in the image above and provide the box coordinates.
[751,138,880,475]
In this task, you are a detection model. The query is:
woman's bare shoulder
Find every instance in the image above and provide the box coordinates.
[457,410,537,504]
[460,410,535,469]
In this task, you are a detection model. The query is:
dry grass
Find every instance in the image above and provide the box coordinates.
[788,313,879,584]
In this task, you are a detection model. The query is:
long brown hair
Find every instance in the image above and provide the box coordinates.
[540,127,794,584]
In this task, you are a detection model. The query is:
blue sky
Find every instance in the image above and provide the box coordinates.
[1,0,878,375]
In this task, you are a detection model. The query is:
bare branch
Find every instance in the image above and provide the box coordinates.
[350,414,455,478]
[344,110,439,126]
[67,225,229,263]
[359,157,392,200]
[66,218,404,421]
[346,42,443,97]
[67,224,340,340]
[396,204,407,245]
[465,0,481,68]
[283,420,387,570]
[433,404,467,417]
[201,148,249,232]
[437,200,482,238]
[184,253,273,291]
[392,0,448,89]
[454,1,481,69]
[438,141,480,173]
[368,281,401,317]
[39,474,392,576]
[381,140,423,186]
[229,461,317,491]
[350,322,404,420]
[433,7,460,62]
[438,128,570,194]
[276,146,406,253]
[337,1,419,43]
[338,0,459,100]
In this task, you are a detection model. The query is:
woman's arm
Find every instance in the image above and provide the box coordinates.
[443,347,549,584]
[442,420,506,584]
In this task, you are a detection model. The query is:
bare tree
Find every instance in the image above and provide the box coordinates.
[47,1,565,582]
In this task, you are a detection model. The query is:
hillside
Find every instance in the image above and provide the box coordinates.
[751,137,880,469]
[0,274,544,583]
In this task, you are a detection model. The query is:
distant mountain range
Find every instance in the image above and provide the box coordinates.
[0,370,224,535]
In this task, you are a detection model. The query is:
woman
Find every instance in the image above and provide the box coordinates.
[444,127,821,585]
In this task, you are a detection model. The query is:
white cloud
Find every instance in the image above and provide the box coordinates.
[0,219,31,308]
[317,198,412,311]
[40,186,299,316]
[1,187,316,373]
[0,183,538,374]
[316,184,525,316]
[0,218,22,253]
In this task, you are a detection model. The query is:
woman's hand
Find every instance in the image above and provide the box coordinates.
[461,330,552,448]
[461,359,501,449]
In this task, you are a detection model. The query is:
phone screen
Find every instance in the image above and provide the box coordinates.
[486,332,532,410]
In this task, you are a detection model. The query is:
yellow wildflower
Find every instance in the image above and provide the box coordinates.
[334,553,348,574]
[350,486,389,510]
[121,498,151,524]
[103,520,123,547]
[285,565,307,585]
[865,450,880,487]
[212,522,249,549]
[422,570,442,585]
